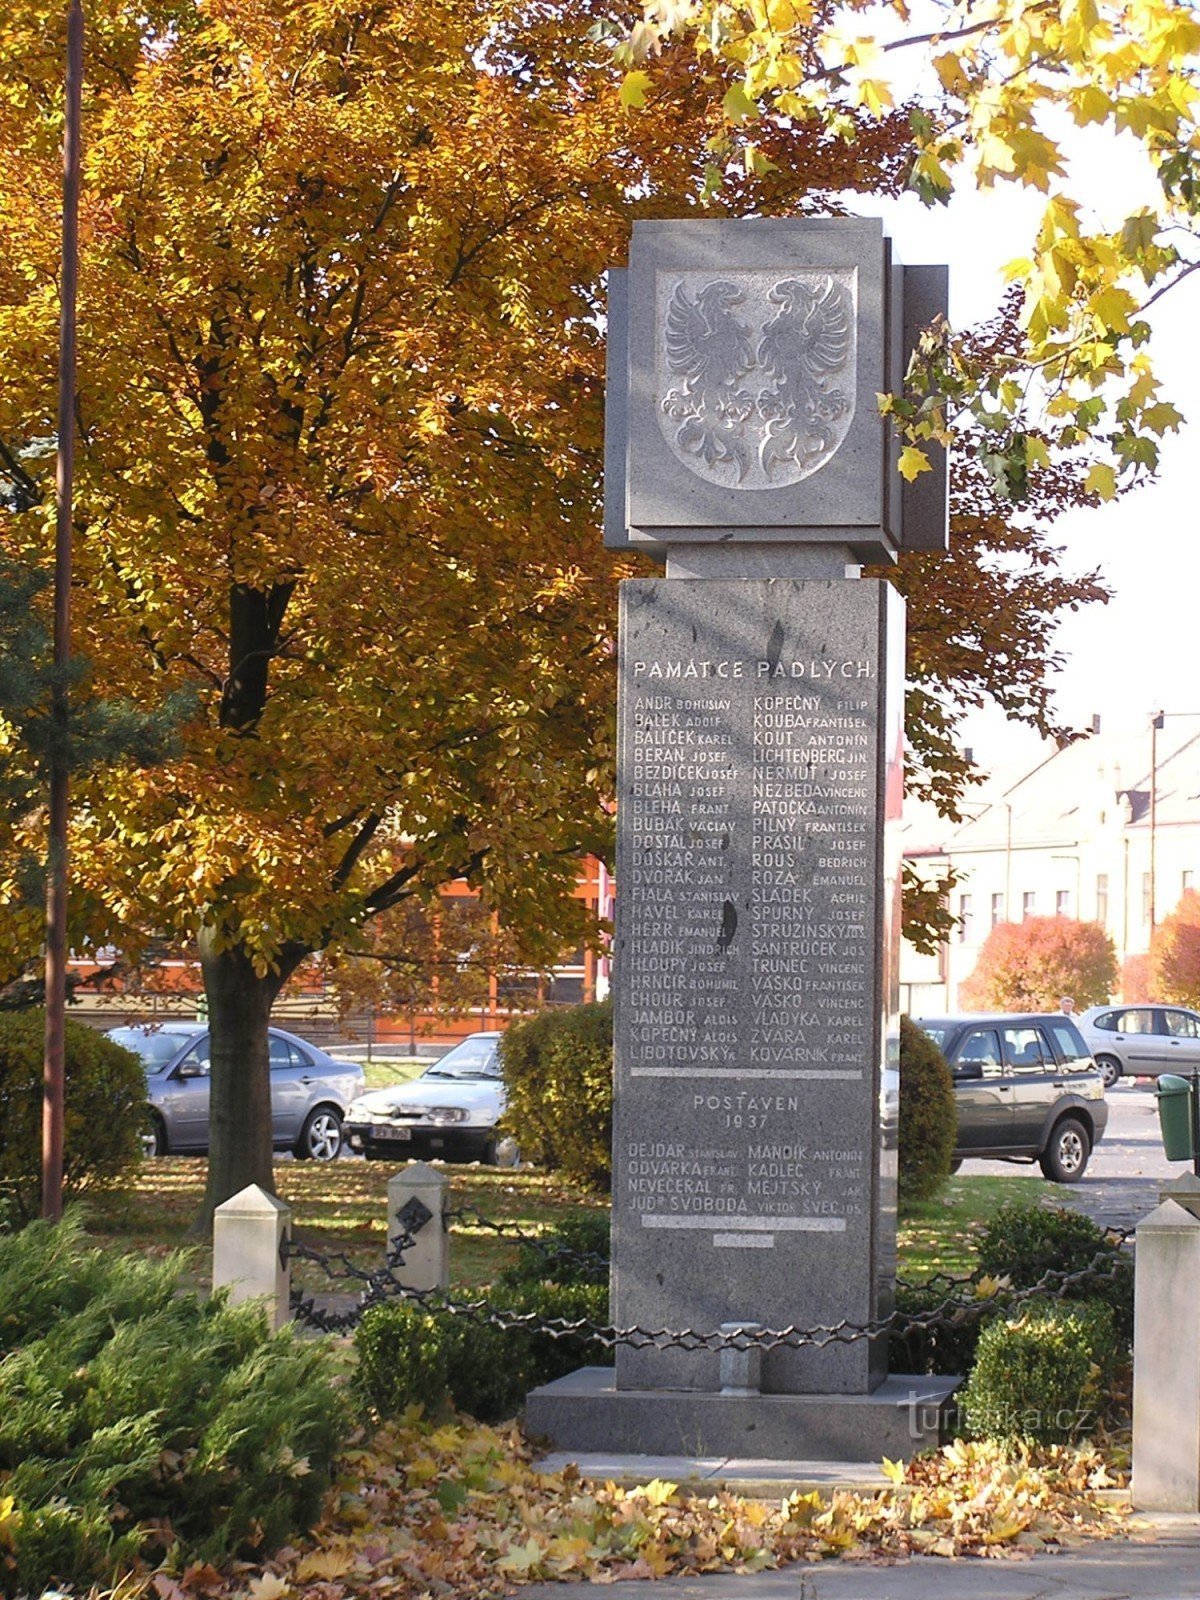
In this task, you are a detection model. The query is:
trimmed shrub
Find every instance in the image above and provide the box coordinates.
[977,1201,1133,1341]
[354,1279,611,1425]
[898,1016,956,1205]
[0,1010,146,1220]
[498,998,613,1190]
[960,1299,1121,1445]
[0,1214,345,1594]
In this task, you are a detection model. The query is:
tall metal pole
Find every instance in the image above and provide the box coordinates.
[42,0,84,1222]
[1149,709,1164,941]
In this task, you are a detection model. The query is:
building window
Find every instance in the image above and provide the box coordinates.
[1143,872,1152,924]
[1056,889,1070,917]
[1185,871,1195,896]
[1022,892,1035,920]
[1096,874,1108,926]
[991,893,1003,928]
[958,893,974,944]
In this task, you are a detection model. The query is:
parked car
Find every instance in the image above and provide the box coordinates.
[343,1031,517,1164]
[1077,1003,1200,1087]
[914,1013,1108,1182]
[106,1022,365,1160]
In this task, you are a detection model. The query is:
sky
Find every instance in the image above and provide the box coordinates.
[850,133,1200,779]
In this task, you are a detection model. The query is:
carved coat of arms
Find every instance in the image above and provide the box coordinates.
[656,269,857,491]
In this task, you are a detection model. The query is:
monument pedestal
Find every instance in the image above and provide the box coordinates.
[525,1368,958,1460]
[546,218,960,1468]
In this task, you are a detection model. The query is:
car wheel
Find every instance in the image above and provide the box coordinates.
[141,1114,167,1157]
[295,1106,344,1162]
[1096,1054,1121,1089]
[948,1158,962,1175]
[1039,1116,1091,1183]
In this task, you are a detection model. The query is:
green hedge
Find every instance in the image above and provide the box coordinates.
[498,999,612,1190]
[0,1011,146,1221]
[898,1015,956,1205]
[960,1299,1122,1445]
[354,1278,611,1424]
[977,1202,1133,1341]
[0,1214,345,1593]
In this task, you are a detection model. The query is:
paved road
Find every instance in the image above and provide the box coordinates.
[957,1080,1187,1231]
[522,1517,1200,1600]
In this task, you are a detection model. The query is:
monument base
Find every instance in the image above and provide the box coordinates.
[524,1367,959,1462]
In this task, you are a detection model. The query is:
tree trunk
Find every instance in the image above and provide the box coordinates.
[193,931,286,1235]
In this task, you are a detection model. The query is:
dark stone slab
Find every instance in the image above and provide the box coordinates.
[604,221,949,561]
[611,577,904,1397]
[525,1367,958,1460]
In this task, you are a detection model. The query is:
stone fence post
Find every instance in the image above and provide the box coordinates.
[387,1161,450,1294]
[1133,1184,1200,1510]
[213,1183,291,1332]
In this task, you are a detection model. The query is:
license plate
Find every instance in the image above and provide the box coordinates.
[371,1124,411,1141]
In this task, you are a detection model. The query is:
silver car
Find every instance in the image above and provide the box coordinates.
[108,1022,366,1160]
[1078,1004,1200,1087]
[344,1031,516,1164]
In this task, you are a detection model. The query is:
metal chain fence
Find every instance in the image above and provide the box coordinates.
[287,1207,1133,1350]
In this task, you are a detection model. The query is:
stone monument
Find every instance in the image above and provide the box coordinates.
[525,218,958,1460]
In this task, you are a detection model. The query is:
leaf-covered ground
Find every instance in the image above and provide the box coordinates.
[153,1421,1128,1600]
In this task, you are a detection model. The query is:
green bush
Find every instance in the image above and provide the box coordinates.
[960,1299,1121,1445]
[898,1016,956,1205]
[0,1011,146,1220]
[977,1201,1133,1341]
[0,1214,345,1594]
[498,1209,611,1289]
[498,998,613,1190]
[354,1279,611,1425]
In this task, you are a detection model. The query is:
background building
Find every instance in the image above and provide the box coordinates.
[902,719,1200,1013]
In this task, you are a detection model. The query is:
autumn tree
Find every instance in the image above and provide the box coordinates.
[1150,890,1200,1007]
[307,889,548,1049]
[0,0,1127,1223]
[960,918,1118,1012]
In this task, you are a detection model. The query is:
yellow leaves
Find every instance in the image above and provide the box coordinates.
[226,1417,1129,1600]
[855,78,894,116]
[638,1477,680,1506]
[244,1574,288,1600]
[619,69,654,108]
[898,445,932,482]
[722,82,758,124]
[1085,461,1118,500]
[932,51,970,95]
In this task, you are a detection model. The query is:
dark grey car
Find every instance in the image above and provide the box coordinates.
[915,1014,1109,1183]
[108,1022,366,1160]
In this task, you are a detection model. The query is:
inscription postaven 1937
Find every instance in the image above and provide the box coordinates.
[620,651,877,1244]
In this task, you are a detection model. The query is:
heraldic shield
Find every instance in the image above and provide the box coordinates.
[655,268,858,492]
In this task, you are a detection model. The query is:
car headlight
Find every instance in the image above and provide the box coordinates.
[427,1106,469,1124]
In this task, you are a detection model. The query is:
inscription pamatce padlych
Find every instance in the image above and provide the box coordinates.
[620,648,877,1249]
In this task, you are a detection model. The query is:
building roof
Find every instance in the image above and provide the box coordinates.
[903,724,1200,859]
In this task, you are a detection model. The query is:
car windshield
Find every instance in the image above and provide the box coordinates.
[108,1027,193,1070]
[423,1038,500,1079]
[917,1023,950,1048]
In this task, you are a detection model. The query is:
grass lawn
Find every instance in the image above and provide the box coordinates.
[896,1174,1067,1280]
[87,1161,1065,1299]
[87,1157,608,1295]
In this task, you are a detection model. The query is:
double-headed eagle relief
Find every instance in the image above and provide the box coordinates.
[657,270,856,490]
